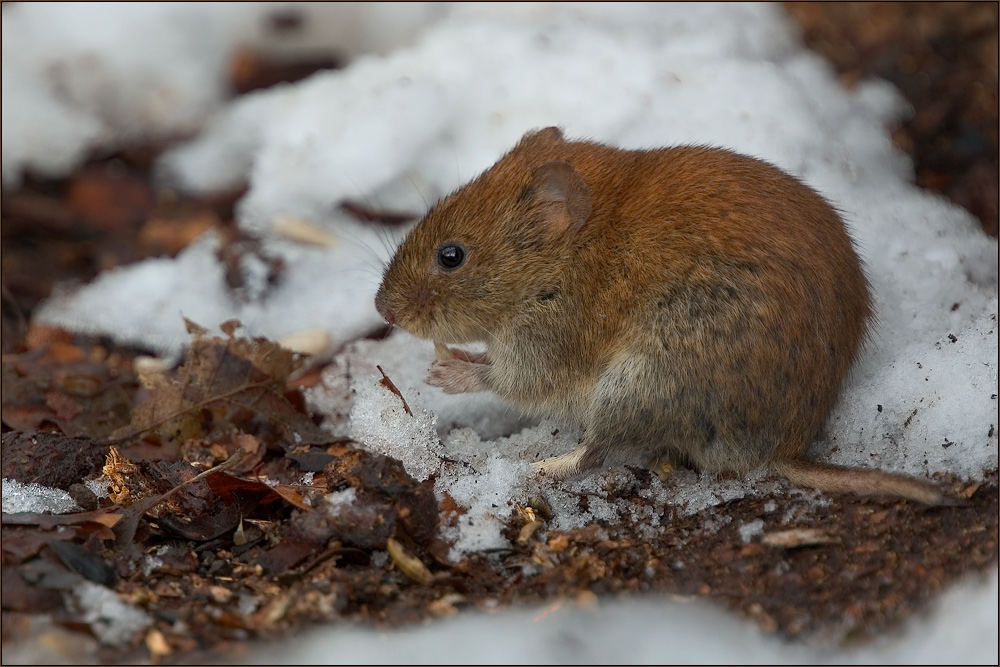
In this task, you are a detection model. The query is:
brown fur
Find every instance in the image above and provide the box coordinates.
[375,127,945,504]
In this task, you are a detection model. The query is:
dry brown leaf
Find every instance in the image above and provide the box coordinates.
[111,320,329,445]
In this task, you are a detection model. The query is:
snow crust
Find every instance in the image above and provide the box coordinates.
[4,2,997,663]
[72,581,152,645]
[1,478,81,514]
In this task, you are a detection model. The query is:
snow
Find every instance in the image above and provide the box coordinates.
[3,1,997,663]
[72,581,152,646]
[347,365,444,482]
[1,2,446,186]
[739,518,765,543]
[324,487,356,512]
[1,478,81,514]
[237,569,1000,665]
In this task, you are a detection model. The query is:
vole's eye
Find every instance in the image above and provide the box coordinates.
[436,243,466,270]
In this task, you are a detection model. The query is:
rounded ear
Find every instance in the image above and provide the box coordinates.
[532,126,565,143]
[526,161,592,238]
[517,126,565,150]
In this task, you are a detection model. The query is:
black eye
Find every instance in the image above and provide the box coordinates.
[437,243,466,270]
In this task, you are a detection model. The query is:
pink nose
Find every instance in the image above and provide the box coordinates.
[374,288,394,324]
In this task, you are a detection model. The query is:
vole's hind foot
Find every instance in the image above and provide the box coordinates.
[426,358,491,394]
[650,458,675,482]
[531,447,587,479]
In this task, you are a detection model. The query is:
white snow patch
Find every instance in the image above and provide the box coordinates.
[348,371,443,482]
[324,487,357,511]
[235,570,1000,665]
[141,555,164,578]
[739,518,765,543]
[73,581,152,645]
[84,477,111,499]
[2,2,446,186]
[2,478,81,514]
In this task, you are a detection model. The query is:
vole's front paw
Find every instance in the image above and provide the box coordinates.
[426,358,491,394]
[433,342,491,365]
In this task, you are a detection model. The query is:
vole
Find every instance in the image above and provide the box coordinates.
[374,127,944,504]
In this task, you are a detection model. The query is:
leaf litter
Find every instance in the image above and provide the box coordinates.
[1,319,997,664]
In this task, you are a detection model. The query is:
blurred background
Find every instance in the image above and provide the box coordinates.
[2,2,996,352]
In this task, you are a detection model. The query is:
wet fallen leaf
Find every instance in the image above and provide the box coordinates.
[47,539,118,587]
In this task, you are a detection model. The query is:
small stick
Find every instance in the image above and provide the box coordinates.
[376,365,413,416]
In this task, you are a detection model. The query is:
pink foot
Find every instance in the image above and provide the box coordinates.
[426,358,492,394]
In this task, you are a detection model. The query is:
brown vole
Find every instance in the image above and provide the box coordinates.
[374,127,944,504]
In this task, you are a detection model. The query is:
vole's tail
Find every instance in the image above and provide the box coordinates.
[773,458,947,505]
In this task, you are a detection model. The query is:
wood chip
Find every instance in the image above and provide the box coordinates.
[517,520,543,545]
[386,537,432,585]
[209,585,233,603]
[761,528,836,548]
[427,593,465,617]
[960,480,983,498]
[277,328,332,357]
[233,518,248,546]
[272,215,338,247]
[145,628,171,658]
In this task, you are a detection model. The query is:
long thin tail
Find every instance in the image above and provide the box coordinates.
[773,458,946,505]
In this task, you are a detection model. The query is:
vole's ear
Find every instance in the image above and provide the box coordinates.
[525,161,592,238]
[530,126,564,144]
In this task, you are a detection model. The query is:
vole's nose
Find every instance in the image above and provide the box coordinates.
[374,288,395,324]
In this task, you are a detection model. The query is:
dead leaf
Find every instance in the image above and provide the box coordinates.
[139,209,218,257]
[1,509,122,534]
[111,323,330,445]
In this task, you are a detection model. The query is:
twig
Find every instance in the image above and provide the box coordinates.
[377,365,413,416]
[113,448,248,561]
